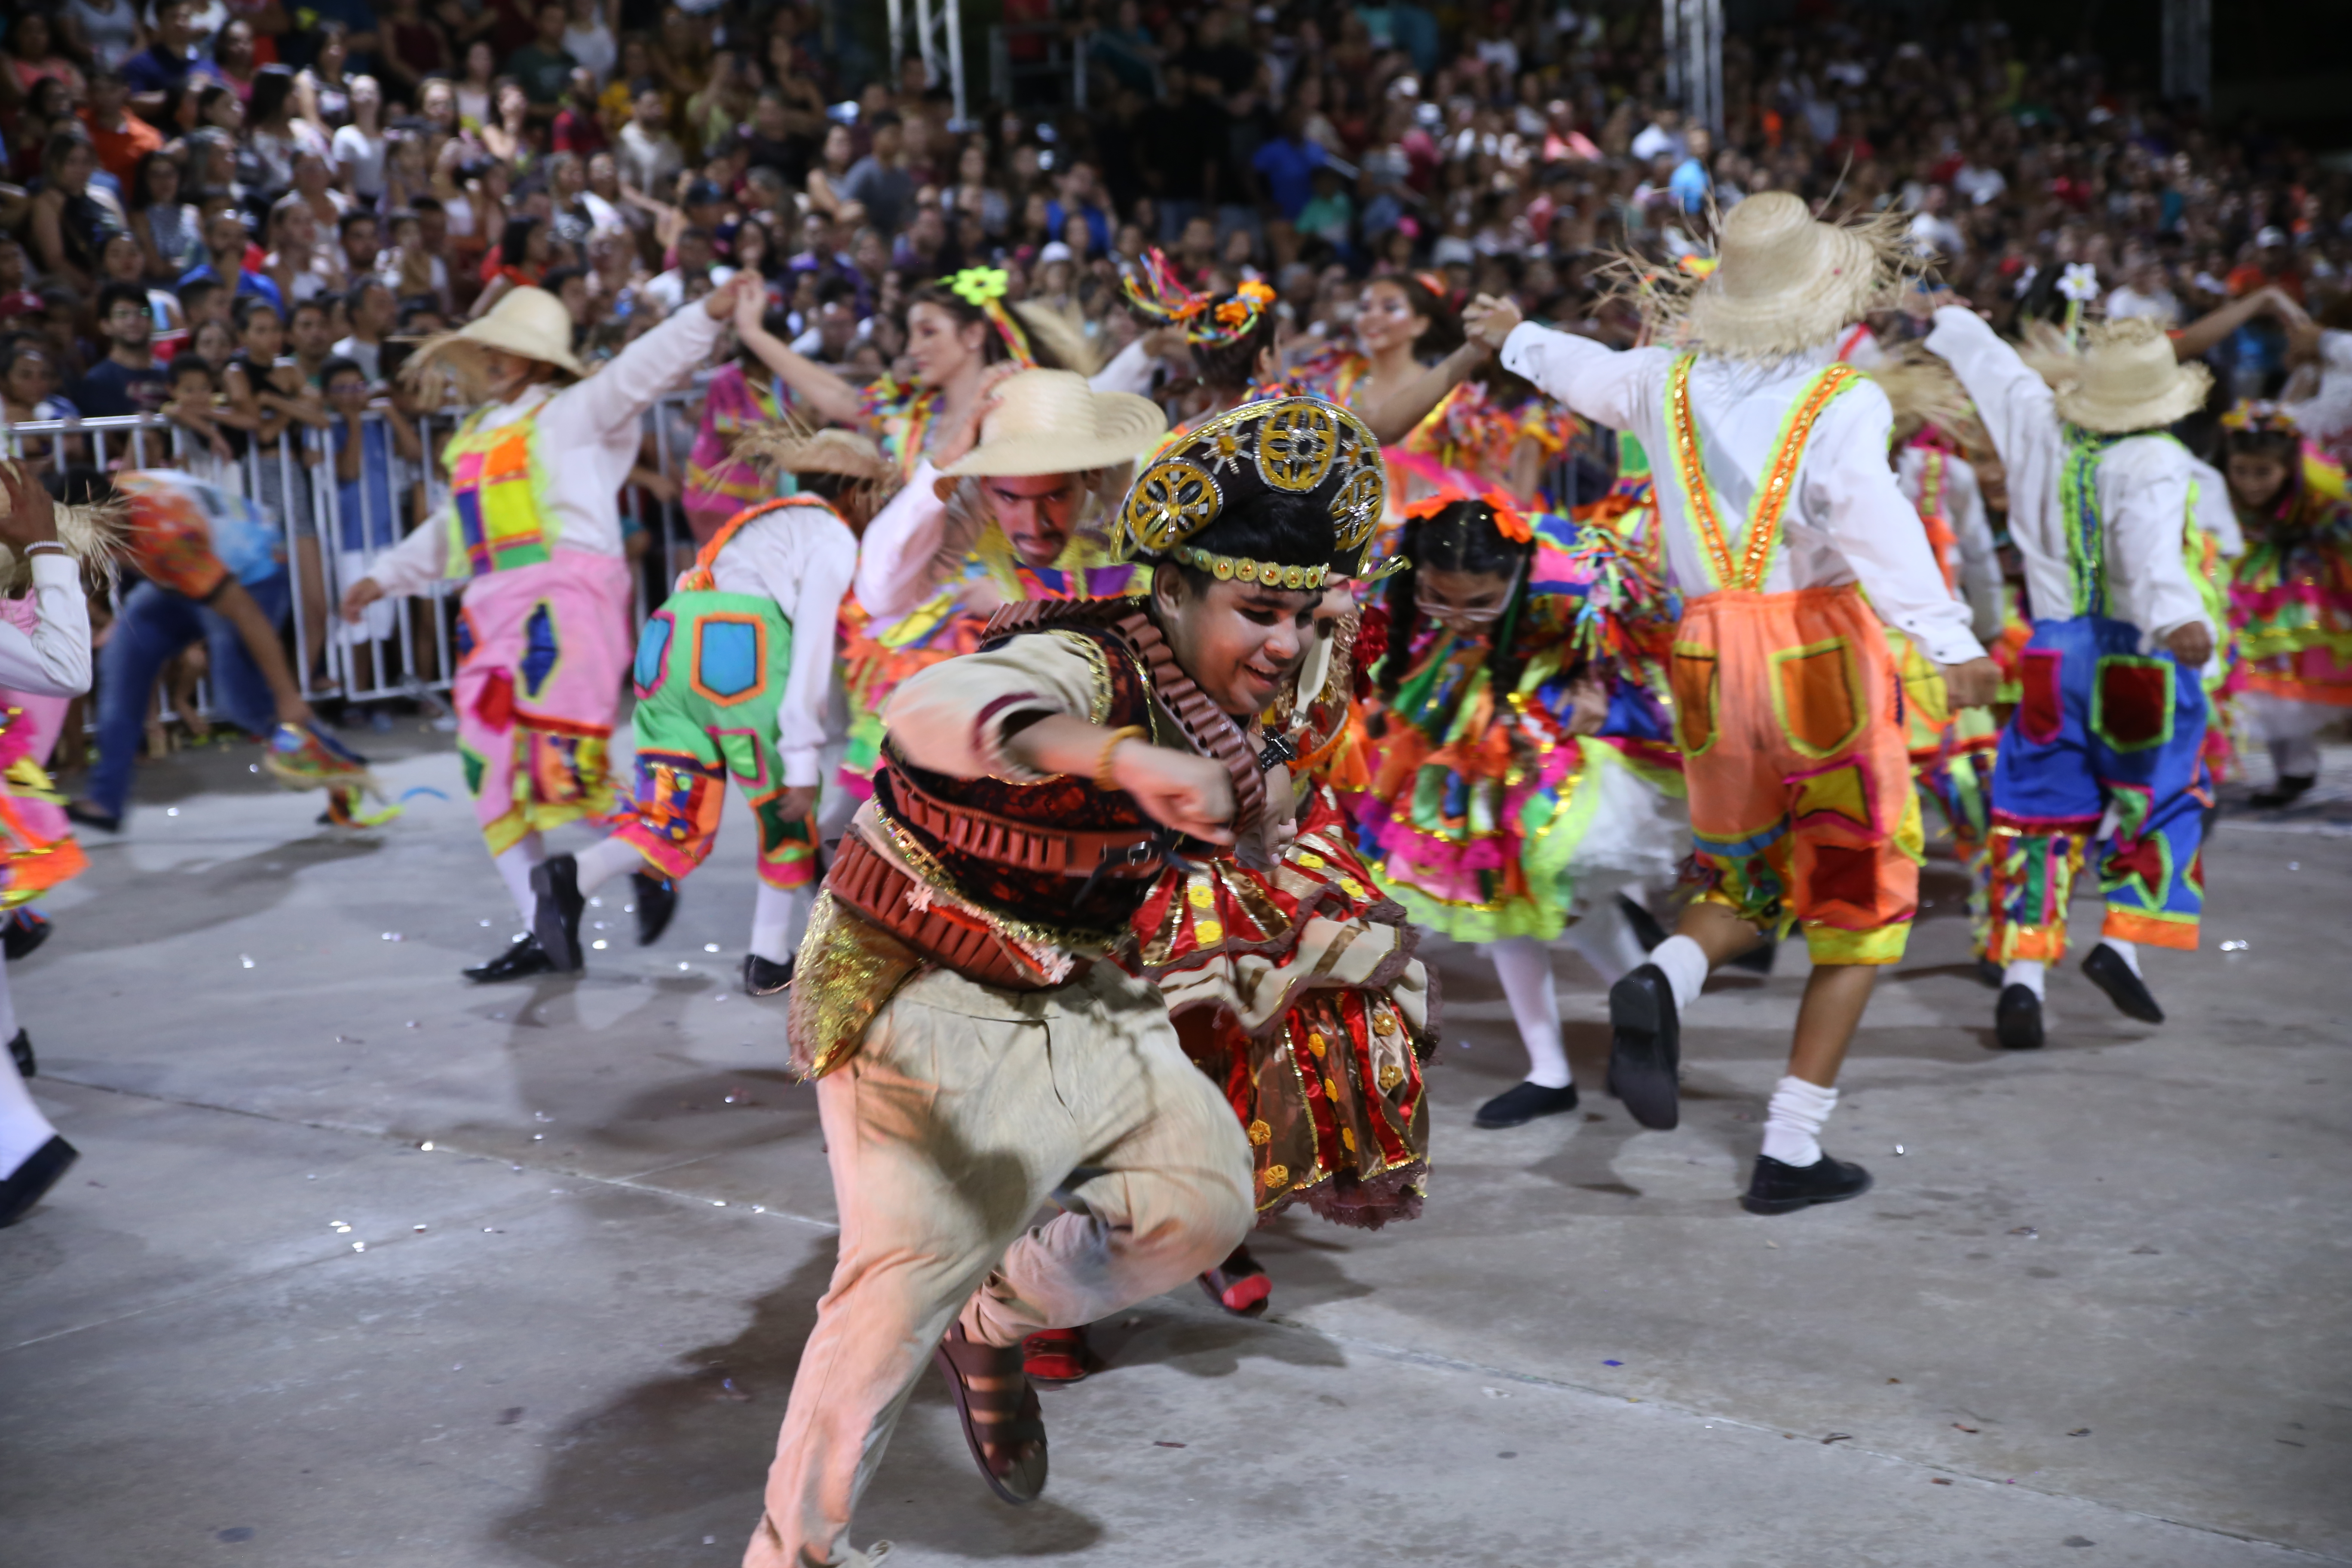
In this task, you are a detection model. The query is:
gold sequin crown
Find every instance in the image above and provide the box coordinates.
[1113,395,1387,581]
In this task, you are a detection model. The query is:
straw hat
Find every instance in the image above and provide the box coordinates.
[1675,192,1910,360]
[734,424,892,481]
[2030,317,2212,434]
[402,286,586,402]
[940,370,1166,478]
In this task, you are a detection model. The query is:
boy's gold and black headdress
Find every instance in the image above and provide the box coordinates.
[1112,394,1390,590]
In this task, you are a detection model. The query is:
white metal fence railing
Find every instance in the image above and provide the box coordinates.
[0,388,708,713]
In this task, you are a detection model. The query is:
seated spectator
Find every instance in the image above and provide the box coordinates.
[842,110,915,236]
[180,208,285,313]
[128,150,202,282]
[510,3,580,110]
[78,69,164,184]
[28,133,128,298]
[616,81,684,194]
[331,279,397,384]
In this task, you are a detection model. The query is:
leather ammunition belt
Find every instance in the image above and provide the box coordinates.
[880,765,1165,880]
[827,831,1090,993]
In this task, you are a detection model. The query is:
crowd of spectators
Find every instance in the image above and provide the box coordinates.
[0,0,2345,675]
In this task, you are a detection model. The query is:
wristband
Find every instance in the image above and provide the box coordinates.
[1092,725,1148,793]
[22,542,66,557]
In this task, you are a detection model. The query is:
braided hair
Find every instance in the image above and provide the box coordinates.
[1191,290,1281,397]
[1374,498,1539,705]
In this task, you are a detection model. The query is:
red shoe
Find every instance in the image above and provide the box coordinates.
[1021,1326,1090,1384]
[1198,1246,1271,1317]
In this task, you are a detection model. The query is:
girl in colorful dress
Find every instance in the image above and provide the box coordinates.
[1362,491,1684,1129]
[2223,402,2352,807]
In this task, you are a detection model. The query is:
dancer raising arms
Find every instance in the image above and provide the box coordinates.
[340,276,754,980]
[1922,304,2219,1047]
[1467,194,1997,1213]
[1298,272,1499,446]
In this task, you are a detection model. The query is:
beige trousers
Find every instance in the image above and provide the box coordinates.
[743,959,1256,1568]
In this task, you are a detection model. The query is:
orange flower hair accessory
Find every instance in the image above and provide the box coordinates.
[1400,485,1532,543]
[1124,250,1274,346]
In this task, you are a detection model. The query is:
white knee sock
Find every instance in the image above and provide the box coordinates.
[1564,894,1650,988]
[0,959,56,1175]
[1491,937,1570,1087]
[2272,734,2320,780]
[1760,1075,1839,1167]
[2098,937,2141,977]
[1649,933,1711,1012]
[2003,959,2046,998]
[493,834,545,929]
[750,882,814,965]
[573,836,650,895]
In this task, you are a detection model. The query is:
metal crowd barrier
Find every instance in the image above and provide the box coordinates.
[0,387,712,714]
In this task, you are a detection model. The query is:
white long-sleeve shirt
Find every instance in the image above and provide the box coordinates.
[699,501,858,788]
[2184,454,2244,559]
[0,555,94,698]
[1896,446,2004,643]
[1923,306,2208,641]
[1501,323,1986,666]
[853,458,957,628]
[363,303,727,597]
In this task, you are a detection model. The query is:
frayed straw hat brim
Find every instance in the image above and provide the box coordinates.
[2056,361,2212,433]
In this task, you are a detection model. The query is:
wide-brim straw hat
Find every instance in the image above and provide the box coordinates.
[403,286,587,400]
[1679,192,1910,360]
[939,369,1166,478]
[2037,316,2213,433]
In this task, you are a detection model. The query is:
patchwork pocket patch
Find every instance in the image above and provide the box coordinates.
[2018,648,2064,745]
[2092,655,2175,753]
[1669,644,1719,756]
[1770,637,1865,760]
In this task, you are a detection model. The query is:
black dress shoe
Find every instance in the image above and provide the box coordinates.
[8,1027,33,1077]
[530,854,586,971]
[65,802,120,833]
[632,870,678,946]
[1474,1080,1581,1128]
[2250,773,2315,809]
[742,952,793,995]
[463,934,559,983]
[1615,892,1669,952]
[2082,943,2164,1023]
[1606,963,1681,1130]
[0,1136,78,1228]
[1994,983,2044,1049]
[1740,1151,1872,1215]
[4,908,53,962]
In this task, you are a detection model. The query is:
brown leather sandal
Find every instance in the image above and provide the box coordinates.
[933,1320,1049,1505]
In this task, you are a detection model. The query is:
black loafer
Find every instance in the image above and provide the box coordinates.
[4,908,53,962]
[1994,983,2044,1049]
[1740,1151,1871,1215]
[1606,963,1681,1130]
[632,870,678,946]
[2082,943,2163,1023]
[742,952,794,995]
[463,934,559,983]
[2250,773,2315,809]
[1474,1079,1581,1128]
[8,1027,32,1078]
[0,1136,79,1228]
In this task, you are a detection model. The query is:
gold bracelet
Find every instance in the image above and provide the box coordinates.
[1092,725,1148,792]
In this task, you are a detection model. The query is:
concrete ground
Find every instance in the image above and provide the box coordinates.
[3,721,2346,1568]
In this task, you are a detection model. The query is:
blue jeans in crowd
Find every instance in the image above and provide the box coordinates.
[89,570,291,822]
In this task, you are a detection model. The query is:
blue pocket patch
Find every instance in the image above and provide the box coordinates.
[696,619,763,700]
[634,613,673,694]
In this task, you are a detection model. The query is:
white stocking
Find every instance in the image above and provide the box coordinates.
[573,835,651,895]
[493,833,545,929]
[751,882,814,965]
[1491,937,1570,1088]
[0,962,56,1176]
[1563,892,1650,988]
